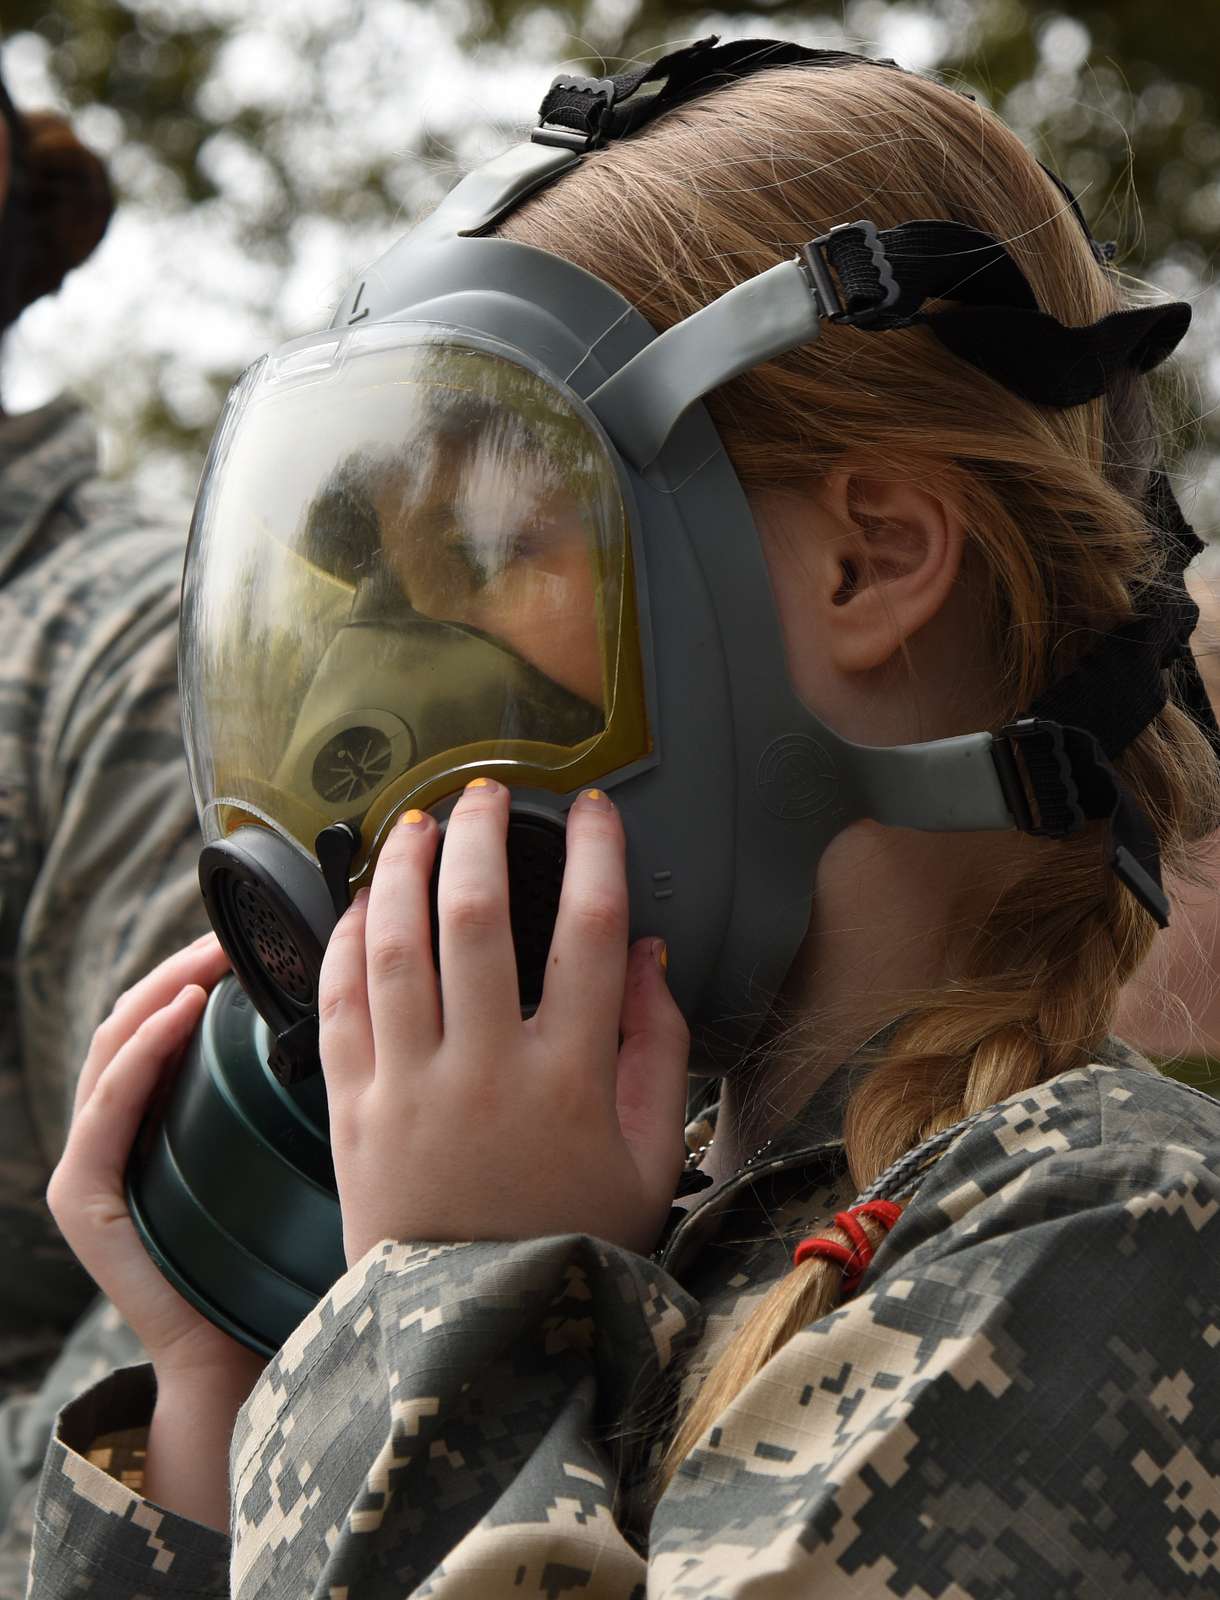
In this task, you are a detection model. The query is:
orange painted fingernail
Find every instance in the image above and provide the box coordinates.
[656,940,669,973]
[398,808,427,827]
[465,776,497,792]
[579,787,612,809]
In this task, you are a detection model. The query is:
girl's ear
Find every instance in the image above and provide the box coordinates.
[814,470,967,674]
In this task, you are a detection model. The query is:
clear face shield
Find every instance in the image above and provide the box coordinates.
[181,324,650,884]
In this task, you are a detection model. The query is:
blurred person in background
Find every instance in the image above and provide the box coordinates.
[0,55,207,1598]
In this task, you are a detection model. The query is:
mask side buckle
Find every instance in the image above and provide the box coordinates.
[991,717,1170,928]
[798,220,901,325]
[268,1014,322,1088]
[532,73,618,151]
[990,718,1086,839]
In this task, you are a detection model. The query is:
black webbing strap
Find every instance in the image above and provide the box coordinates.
[1030,471,1216,761]
[537,38,1120,268]
[814,220,1191,407]
[993,718,1171,926]
[1146,471,1220,764]
[534,39,1192,408]
[1038,163,1117,265]
[991,471,1217,928]
[534,38,893,150]
[821,218,1037,320]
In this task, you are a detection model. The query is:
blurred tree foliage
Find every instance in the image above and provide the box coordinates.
[3,0,1218,503]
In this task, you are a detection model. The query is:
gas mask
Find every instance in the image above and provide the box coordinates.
[128,38,1214,1354]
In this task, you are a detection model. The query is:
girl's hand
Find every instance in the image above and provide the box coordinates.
[47,936,266,1391]
[319,782,690,1263]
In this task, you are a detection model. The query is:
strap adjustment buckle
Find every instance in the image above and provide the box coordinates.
[991,718,1087,839]
[798,220,900,324]
[532,73,618,151]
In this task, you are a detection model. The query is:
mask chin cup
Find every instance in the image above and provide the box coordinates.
[199,827,337,1086]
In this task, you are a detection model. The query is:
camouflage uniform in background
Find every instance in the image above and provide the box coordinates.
[25,1052,1220,1598]
[0,397,205,1590]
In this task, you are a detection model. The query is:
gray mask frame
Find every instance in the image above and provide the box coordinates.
[327,140,1020,1073]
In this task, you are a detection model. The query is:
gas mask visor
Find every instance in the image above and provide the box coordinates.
[181,323,650,1075]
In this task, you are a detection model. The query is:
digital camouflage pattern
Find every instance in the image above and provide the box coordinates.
[0,398,205,1592]
[25,1056,1220,1598]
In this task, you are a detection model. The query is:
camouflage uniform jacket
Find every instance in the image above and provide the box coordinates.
[26,1050,1220,1598]
[0,399,206,1578]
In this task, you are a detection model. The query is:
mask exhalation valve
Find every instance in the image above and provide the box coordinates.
[199,826,338,1086]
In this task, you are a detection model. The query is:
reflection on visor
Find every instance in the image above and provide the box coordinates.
[181,327,648,871]
[313,395,606,705]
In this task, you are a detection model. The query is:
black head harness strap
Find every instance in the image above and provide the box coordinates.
[540,38,1192,408]
[535,38,891,148]
[813,220,1190,408]
[535,37,1217,927]
[991,473,1219,928]
[538,38,1190,408]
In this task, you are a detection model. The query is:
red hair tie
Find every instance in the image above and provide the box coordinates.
[793,1200,903,1298]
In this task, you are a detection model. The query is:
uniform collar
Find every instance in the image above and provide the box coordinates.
[683,1016,902,1168]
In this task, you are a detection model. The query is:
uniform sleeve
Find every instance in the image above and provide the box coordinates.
[28,1236,699,1600]
[1,508,206,1367]
[18,517,209,1161]
[27,1363,229,1599]
[0,505,207,1575]
[649,1137,1220,1598]
[228,1235,699,1600]
[26,1103,1218,1597]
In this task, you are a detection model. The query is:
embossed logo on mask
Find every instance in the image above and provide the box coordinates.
[756,734,837,820]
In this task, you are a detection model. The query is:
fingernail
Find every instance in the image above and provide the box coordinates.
[191,931,219,948]
[579,788,613,810]
[465,776,498,793]
[350,887,370,909]
[655,939,669,974]
[398,808,428,828]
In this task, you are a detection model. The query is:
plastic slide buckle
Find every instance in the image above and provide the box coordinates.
[992,718,1087,839]
[799,220,900,324]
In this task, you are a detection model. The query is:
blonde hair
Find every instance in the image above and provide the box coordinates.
[497,61,1220,1483]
